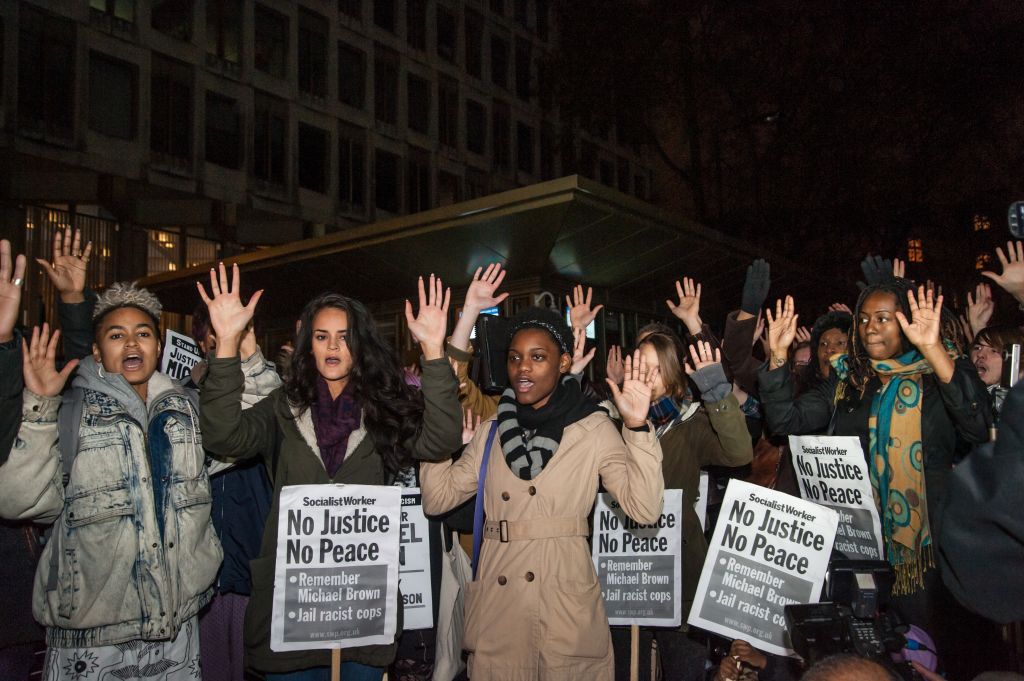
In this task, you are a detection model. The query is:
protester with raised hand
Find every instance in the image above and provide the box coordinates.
[0,279,222,680]
[757,283,990,676]
[420,306,664,681]
[981,240,1024,305]
[858,253,896,290]
[612,334,752,681]
[199,266,461,680]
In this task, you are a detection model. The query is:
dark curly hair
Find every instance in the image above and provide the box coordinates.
[285,292,424,476]
[846,279,914,392]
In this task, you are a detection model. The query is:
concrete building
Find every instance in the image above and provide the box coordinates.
[1,0,653,328]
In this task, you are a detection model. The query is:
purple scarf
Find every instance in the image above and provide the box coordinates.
[311,377,362,477]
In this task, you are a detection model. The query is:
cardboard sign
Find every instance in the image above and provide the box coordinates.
[161,330,202,380]
[592,490,683,626]
[789,435,884,561]
[688,480,838,657]
[399,488,433,630]
[271,485,401,652]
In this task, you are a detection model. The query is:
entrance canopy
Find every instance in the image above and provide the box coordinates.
[141,176,819,327]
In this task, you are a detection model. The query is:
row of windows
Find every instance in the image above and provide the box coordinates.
[251,5,537,103]
[98,0,548,97]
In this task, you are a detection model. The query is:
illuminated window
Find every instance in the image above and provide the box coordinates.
[907,238,924,263]
[976,253,992,270]
[973,214,991,232]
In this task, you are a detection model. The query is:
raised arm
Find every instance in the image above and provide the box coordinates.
[405,274,463,460]
[684,342,753,467]
[601,349,665,524]
[0,324,77,521]
[0,240,26,462]
[197,263,275,463]
[981,241,1024,306]
[41,227,95,361]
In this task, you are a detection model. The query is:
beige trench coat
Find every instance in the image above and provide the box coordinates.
[421,412,664,681]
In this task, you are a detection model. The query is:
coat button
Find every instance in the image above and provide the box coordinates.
[498,575,507,585]
[525,571,535,582]
[528,486,536,496]
[501,492,510,501]
[152,543,158,549]
[168,542,174,548]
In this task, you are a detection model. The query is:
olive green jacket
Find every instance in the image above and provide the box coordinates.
[200,355,462,673]
[659,395,753,619]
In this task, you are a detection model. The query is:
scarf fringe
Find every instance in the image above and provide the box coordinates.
[891,543,934,596]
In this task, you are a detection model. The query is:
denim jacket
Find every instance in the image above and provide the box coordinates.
[0,357,224,647]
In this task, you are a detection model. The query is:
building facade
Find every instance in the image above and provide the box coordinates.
[1,0,652,328]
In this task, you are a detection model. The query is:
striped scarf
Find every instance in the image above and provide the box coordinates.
[497,377,599,480]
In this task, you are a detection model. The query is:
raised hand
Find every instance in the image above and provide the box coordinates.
[464,263,509,313]
[966,282,994,336]
[765,296,799,366]
[684,340,721,374]
[196,263,263,357]
[828,302,852,315]
[566,284,603,331]
[892,257,906,279]
[666,277,702,335]
[794,325,811,345]
[37,227,92,304]
[22,324,78,397]
[740,259,771,316]
[570,326,596,375]
[606,344,625,386]
[405,274,450,361]
[461,407,481,446]
[958,313,974,345]
[896,286,943,352]
[859,254,893,288]
[0,239,27,343]
[606,349,659,429]
[981,241,1024,303]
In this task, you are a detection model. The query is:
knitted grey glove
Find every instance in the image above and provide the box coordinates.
[690,362,732,404]
[741,259,771,315]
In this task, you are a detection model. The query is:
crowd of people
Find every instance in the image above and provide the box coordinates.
[0,228,1022,681]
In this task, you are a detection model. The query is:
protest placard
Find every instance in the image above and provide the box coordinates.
[688,480,838,657]
[696,471,710,531]
[160,330,202,380]
[271,484,401,652]
[399,488,433,630]
[592,490,683,626]
[789,435,884,561]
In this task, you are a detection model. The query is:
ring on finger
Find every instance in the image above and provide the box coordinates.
[13,278,22,287]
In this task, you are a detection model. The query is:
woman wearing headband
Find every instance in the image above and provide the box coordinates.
[421,306,665,681]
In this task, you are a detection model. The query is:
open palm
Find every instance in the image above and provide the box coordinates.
[196,263,263,344]
[606,350,658,428]
[464,263,509,312]
[37,227,91,299]
[22,324,78,397]
[896,286,942,351]
[405,274,451,353]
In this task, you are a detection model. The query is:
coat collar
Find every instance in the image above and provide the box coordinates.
[289,402,368,473]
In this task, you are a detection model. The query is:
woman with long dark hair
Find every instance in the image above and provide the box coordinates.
[757,280,989,676]
[199,265,462,681]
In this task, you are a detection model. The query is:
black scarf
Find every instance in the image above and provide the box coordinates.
[496,377,600,480]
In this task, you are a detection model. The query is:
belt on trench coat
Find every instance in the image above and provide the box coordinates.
[482,516,589,543]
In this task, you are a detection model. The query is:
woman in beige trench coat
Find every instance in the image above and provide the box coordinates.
[421,306,665,681]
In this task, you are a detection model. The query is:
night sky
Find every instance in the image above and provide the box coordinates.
[550,0,1024,316]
